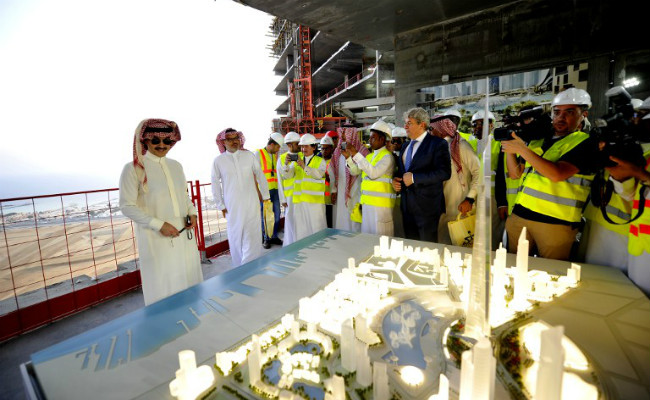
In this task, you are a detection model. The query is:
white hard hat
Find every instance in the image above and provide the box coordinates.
[270,132,284,147]
[298,133,318,145]
[392,127,407,138]
[471,110,495,122]
[444,109,462,119]
[369,120,392,139]
[284,131,300,143]
[631,98,643,111]
[638,96,650,112]
[320,135,334,146]
[552,88,592,109]
[387,122,396,130]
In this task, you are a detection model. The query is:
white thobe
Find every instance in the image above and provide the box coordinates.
[211,150,269,267]
[119,152,203,306]
[334,154,361,232]
[438,138,480,245]
[347,147,395,236]
[279,155,298,246]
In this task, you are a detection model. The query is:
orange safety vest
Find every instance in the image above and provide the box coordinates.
[259,148,278,190]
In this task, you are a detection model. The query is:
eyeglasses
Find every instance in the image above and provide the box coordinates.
[151,137,175,145]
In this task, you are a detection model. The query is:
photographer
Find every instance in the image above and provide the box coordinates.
[501,88,598,260]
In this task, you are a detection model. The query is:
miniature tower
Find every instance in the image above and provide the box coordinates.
[355,340,372,386]
[430,373,449,400]
[169,350,215,400]
[373,362,389,400]
[514,228,530,305]
[325,375,345,400]
[465,128,494,339]
[341,319,357,372]
[248,334,262,385]
[535,325,565,400]
[459,337,496,400]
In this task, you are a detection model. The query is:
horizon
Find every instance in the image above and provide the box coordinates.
[0,0,283,200]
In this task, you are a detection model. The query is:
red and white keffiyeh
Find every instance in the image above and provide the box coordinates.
[132,118,181,192]
[331,126,369,206]
[216,128,246,154]
[431,117,462,174]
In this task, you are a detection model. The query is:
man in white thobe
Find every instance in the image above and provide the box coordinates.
[120,119,203,306]
[211,128,270,267]
[344,120,396,236]
[430,116,480,245]
[331,126,367,232]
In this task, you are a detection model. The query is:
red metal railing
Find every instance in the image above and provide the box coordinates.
[0,180,230,342]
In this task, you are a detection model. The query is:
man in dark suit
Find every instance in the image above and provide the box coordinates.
[392,107,451,242]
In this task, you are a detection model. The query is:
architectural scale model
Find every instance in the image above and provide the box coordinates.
[169,137,601,400]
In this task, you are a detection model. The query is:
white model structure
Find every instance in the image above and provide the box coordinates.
[324,375,345,400]
[340,318,356,372]
[535,325,564,400]
[459,337,496,400]
[355,340,373,386]
[169,350,215,400]
[373,362,390,400]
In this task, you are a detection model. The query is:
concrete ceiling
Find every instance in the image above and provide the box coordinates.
[236,0,512,51]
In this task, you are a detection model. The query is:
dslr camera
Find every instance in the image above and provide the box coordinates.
[493,106,553,142]
[591,86,649,169]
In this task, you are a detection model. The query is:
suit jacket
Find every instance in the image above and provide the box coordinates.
[396,134,451,218]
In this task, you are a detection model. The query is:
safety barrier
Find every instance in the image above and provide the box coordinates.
[0,181,230,342]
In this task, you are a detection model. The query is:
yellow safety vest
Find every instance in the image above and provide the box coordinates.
[259,148,278,190]
[515,131,594,223]
[360,148,396,208]
[279,153,295,200]
[628,149,650,256]
[503,153,522,214]
[459,132,477,152]
[477,138,502,195]
[294,155,326,204]
[584,171,633,236]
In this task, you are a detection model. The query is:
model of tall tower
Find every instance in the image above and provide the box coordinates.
[373,362,389,400]
[341,319,356,372]
[248,334,262,385]
[465,116,494,339]
[514,228,530,306]
[535,325,565,400]
[459,337,496,400]
[355,340,372,386]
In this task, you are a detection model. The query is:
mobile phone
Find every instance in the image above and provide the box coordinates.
[288,153,298,161]
[341,142,347,150]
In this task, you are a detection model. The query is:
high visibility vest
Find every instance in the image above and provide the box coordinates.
[515,131,594,223]
[503,153,522,214]
[324,159,332,205]
[294,155,326,205]
[459,132,477,152]
[628,184,650,256]
[258,148,278,190]
[279,153,295,200]
[360,148,396,208]
[584,171,633,236]
[477,138,502,195]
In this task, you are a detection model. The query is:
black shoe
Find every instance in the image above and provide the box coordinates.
[263,240,271,249]
[269,237,283,246]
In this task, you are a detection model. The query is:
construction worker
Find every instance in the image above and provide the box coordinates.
[344,120,396,236]
[444,110,475,152]
[289,133,327,241]
[388,126,407,155]
[257,132,284,248]
[320,135,336,228]
[278,131,302,246]
[502,88,598,260]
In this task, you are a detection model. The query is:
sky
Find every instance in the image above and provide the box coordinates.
[0,0,283,199]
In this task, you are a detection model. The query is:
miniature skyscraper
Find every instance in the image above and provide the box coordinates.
[459,337,496,400]
[373,362,389,400]
[465,97,493,339]
[535,325,565,400]
[248,334,262,385]
[514,228,530,306]
[341,319,357,372]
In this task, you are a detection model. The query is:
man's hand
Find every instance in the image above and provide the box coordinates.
[341,145,351,159]
[222,209,228,218]
[500,132,528,155]
[392,177,403,192]
[347,145,358,158]
[403,172,414,187]
[458,199,472,214]
[160,222,179,237]
[282,202,288,208]
[497,206,509,221]
[284,155,291,165]
[607,156,650,182]
[331,192,337,205]
[189,215,197,229]
[296,157,305,169]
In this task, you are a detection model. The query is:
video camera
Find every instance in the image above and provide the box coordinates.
[591,86,649,169]
[493,106,553,142]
